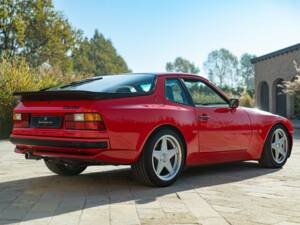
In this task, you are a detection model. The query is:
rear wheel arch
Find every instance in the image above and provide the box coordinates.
[139,124,187,159]
[132,125,186,186]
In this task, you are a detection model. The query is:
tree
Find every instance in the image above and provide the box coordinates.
[0,0,26,57]
[0,0,79,73]
[239,53,256,90]
[282,60,300,116]
[166,57,200,74]
[282,60,300,94]
[72,30,130,75]
[203,48,238,87]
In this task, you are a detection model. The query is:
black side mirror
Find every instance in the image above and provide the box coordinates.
[229,98,239,108]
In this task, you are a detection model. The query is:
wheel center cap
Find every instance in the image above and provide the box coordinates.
[161,153,167,162]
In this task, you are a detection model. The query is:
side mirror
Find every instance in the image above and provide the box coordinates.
[229,98,239,108]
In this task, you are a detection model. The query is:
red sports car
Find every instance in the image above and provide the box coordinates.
[10,73,293,186]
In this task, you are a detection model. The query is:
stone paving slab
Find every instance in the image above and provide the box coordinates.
[0,137,300,225]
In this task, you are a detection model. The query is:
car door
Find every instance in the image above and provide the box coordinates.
[182,78,252,152]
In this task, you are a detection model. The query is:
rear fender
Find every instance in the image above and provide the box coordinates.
[134,122,198,165]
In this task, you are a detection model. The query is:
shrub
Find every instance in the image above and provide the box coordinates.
[0,58,51,137]
[239,90,254,107]
[282,60,300,95]
[221,85,254,107]
[0,57,89,138]
[282,60,300,117]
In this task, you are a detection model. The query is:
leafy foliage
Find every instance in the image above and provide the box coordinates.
[204,48,238,87]
[239,90,254,107]
[282,61,300,95]
[184,81,225,105]
[239,53,256,90]
[0,56,88,137]
[0,0,130,75]
[220,85,254,107]
[166,57,200,74]
[282,61,300,117]
[221,85,254,98]
[0,1,131,138]
[0,0,79,73]
[203,49,255,92]
[72,30,130,75]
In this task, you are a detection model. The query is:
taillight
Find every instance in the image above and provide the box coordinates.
[64,113,105,130]
[13,113,29,128]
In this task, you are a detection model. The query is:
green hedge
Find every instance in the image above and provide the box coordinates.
[0,57,88,138]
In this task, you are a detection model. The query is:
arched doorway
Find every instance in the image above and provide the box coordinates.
[259,81,269,111]
[274,79,287,117]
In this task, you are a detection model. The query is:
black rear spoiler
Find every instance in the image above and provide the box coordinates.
[13,90,149,101]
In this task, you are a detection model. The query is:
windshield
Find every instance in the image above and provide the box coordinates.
[50,74,156,94]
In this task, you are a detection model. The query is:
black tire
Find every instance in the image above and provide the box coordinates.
[44,159,87,176]
[259,124,291,168]
[132,129,185,187]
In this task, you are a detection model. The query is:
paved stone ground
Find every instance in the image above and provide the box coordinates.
[0,134,300,225]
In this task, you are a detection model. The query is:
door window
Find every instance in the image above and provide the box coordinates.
[165,79,189,105]
[183,79,227,107]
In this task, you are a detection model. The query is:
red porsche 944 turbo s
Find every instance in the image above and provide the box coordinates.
[10,73,293,186]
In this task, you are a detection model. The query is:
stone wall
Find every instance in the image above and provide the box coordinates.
[254,49,300,118]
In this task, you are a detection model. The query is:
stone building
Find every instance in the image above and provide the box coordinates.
[251,43,300,118]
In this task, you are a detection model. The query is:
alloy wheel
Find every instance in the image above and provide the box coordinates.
[271,128,288,164]
[151,135,182,181]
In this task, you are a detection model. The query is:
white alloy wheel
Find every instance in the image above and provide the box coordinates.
[151,135,182,181]
[271,128,288,164]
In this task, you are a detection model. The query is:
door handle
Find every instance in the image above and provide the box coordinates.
[198,114,210,121]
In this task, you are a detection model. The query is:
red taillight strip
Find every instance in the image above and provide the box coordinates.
[64,113,105,130]
[13,113,29,128]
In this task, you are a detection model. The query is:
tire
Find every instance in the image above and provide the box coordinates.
[259,124,290,168]
[132,129,185,187]
[44,159,87,176]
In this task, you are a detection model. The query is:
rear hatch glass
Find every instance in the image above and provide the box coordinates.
[14,74,156,101]
[49,73,156,94]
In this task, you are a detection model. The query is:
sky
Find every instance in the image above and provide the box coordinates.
[53,0,300,75]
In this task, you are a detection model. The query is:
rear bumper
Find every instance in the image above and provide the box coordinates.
[10,136,108,149]
[10,134,139,164]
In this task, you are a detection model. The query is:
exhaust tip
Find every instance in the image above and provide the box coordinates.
[25,152,31,159]
[25,152,41,160]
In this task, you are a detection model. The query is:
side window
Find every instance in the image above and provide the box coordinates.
[139,83,152,92]
[165,79,189,105]
[183,79,227,106]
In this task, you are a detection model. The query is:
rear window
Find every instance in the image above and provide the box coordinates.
[51,74,156,94]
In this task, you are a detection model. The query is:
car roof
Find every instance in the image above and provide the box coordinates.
[120,72,208,80]
[156,72,206,78]
[91,72,209,82]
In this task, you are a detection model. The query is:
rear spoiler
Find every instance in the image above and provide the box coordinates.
[13,90,149,101]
